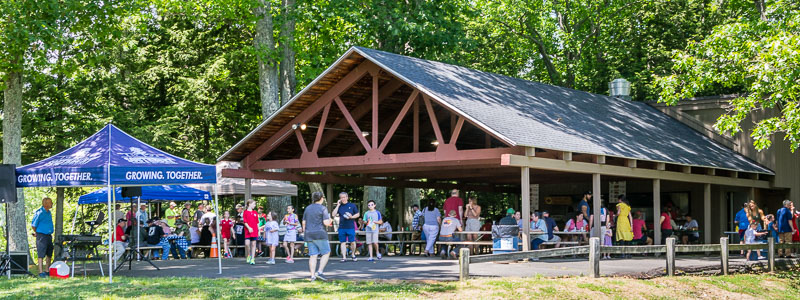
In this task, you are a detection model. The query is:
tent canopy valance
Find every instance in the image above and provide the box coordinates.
[15,124,217,187]
[78,185,212,205]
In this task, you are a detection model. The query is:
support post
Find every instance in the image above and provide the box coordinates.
[326,183,334,217]
[213,185,223,274]
[653,179,662,245]
[244,178,252,201]
[768,237,775,273]
[666,237,676,276]
[592,174,601,238]
[704,183,711,244]
[589,237,600,278]
[521,167,531,251]
[720,237,729,275]
[459,248,470,281]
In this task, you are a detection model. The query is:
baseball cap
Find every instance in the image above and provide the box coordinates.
[506,208,516,215]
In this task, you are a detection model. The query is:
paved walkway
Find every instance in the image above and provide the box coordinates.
[76,254,774,281]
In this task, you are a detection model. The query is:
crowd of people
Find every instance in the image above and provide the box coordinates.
[736,199,800,261]
[25,189,800,280]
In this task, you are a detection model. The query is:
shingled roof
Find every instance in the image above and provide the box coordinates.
[221,46,773,174]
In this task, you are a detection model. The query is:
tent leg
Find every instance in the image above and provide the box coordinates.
[108,184,113,283]
[214,185,222,274]
[70,205,80,235]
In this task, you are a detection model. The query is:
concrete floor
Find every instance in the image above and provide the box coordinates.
[71,253,774,281]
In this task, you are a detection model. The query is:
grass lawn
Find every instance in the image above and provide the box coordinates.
[1,272,798,299]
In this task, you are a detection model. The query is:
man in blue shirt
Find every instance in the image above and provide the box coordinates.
[542,211,561,247]
[776,200,796,258]
[734,202,749,255]
[332,192,359,262]
[578,191,593,233]
[31,197,54,277]
[530,212,548,254]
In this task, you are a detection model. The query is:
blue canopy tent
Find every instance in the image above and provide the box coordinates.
[15,124,222,282]
[78,185,211,205]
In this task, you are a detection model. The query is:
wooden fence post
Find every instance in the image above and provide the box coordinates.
[459,248,470,281]
[768,237,775,273]
[589,237,600,278]
[720,237,729,275]
[666,237,676,276]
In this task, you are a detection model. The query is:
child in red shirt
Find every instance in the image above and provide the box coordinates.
[220,211,234,258]
[243,200,259,265]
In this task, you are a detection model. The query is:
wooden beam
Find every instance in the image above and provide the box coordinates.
[707,168,716,176]
[450,116,465,146]
[525,147,536,157]
[221,168,515,193]
[682,166,691,173]
[334,96,372,152]
[378,90,418,153]
[311,102,331,154]
[423,95,444,145]
[372,71,379,148]
[592,174,601,238]
[521,166,531,252]
[704,183,711,244]
[594,155,606,164]
[253,147,524,172]
[626,159,637,168]
[656,162,666,171]
[563,151,573,161]
[654,179,661,245]
[315,79,404,152]
[730,171,738,178]
[501,154,770,188]
[413,97,419,152]
[294,130,309,153]
[243,61,378,168]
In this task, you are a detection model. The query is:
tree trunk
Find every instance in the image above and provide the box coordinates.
[404,188,420,228]
[3,67,28,253]
[255,0,289,215]
[279,0,296,105]
[54,187,65,257]
[255,0,280,119]
[362,186,387,216]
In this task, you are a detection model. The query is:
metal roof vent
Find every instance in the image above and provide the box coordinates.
[609,78,631,100]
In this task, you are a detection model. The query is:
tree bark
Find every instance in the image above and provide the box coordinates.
[404,188,420,227]
[362,186,387,216]
[3,66,28,253]
[54,187,64,256]
[279,0,296,105]
[255,0,280,119]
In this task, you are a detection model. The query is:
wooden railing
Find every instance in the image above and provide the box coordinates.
[458,237,800,281]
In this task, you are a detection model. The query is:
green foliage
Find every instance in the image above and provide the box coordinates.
[655,0,800,151]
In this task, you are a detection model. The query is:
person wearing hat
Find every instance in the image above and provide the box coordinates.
[165,201,179,228]
[500,208,517,225]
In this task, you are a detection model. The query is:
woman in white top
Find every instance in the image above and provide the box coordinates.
[421,199,442,257]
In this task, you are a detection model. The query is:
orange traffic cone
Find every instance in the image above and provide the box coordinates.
[210,233,219,258]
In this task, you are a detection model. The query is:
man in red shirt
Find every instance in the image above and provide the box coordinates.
[659,206,673,245]
[443,189,464,223]
[113,218,128,264]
